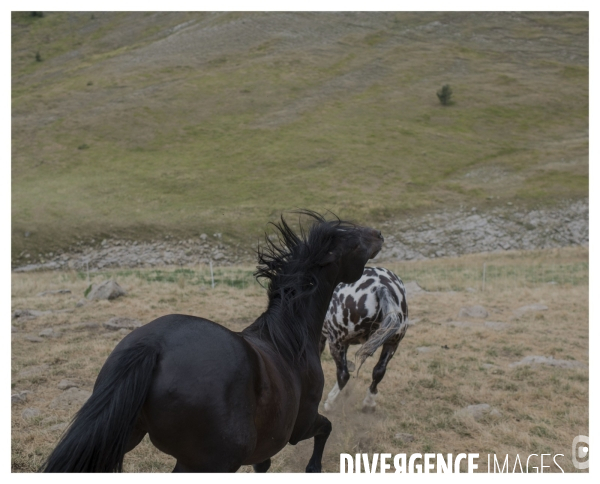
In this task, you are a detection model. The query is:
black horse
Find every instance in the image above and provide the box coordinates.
[41,211,383,472]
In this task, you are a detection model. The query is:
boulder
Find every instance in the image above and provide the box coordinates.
[484,321,511,331]
[404,281,425,298]
[57,379,79,390]
[458,305,488,319]
[444,321,479,328]
[37,289,71,297]
[509,355,585,369]
[68,321,100,330]
[456,403,502,421]
[394,433,415,443]
[49,388,91,409]
[50,422,69,432]
[86,280,126,300]
[416,346,434,354]
[103,317,142,331]
[39,328,62,338]
[25,335,44,343]
[17,364,49,379]
[11,391,32,405]
[513,304,548,318]
[21,407,41,419]
[12,309,50,321]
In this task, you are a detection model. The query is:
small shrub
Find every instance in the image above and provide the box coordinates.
[30,12,44,18]
[78,143,90,150]
[35,51,42,62]
[437,84,453,106]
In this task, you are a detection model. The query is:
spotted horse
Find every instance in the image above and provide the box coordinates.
[320,267,408,412]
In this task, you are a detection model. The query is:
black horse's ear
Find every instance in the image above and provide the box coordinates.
[319,248,339,266]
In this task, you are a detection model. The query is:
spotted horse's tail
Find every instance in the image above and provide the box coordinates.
[355,285,407,373]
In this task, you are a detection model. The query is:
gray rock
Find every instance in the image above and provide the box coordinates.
[86,280,126,300]
[416,346,434,354]
[13,263,58,272]
[484,321,511,330]
[37,289,71,297]
[444,321,479,328]
[481,363,496,370]
[404,281,425,298]
[75,298,88,307]
[49,422,69,431]
[68,321,100,330]
[11,391,31,404]
[25,335,44,343]
[57,379,79,390]
[21,407,41,419]
[17,364,49,378]
[39,328,62,338]
[49,387,92,409]
[103,317,142,331]
[394,433,415,443]
[458,305,488,319]
[456,403,502,421]
[12,309,50,321]
[513,304,548,318]
[509,355,585,369]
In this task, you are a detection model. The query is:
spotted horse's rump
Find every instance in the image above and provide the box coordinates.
[320,267,408,412]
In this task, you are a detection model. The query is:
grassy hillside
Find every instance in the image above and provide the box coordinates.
[11,12,588,259]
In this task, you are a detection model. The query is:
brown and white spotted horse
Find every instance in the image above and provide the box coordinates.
[320,267,408,412]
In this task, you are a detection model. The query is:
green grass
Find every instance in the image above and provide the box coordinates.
[74,266,258,290]
[389,259,588,292]
[11,12,588,259]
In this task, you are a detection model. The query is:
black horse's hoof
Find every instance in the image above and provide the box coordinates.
[306,465,321,473]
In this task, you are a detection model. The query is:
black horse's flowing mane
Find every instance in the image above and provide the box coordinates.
[253,210,357,364]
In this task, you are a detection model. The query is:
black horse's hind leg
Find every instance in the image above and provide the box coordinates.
[362,337,400,412]
[305,415,332,473]
[253,458,271,473]
[323,342,350,411]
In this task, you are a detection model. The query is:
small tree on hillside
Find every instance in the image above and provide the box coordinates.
[437,84,453,106]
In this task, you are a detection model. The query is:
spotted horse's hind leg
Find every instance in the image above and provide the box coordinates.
[362,336,400,412]
[323,342,351,412]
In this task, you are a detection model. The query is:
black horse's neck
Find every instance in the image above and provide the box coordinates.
[244,262,340,365]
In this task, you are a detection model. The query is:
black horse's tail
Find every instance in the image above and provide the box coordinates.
[355,286,406,371]
[41,341,159,472]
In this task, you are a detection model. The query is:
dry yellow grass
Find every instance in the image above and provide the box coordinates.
[11,247,588,472]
